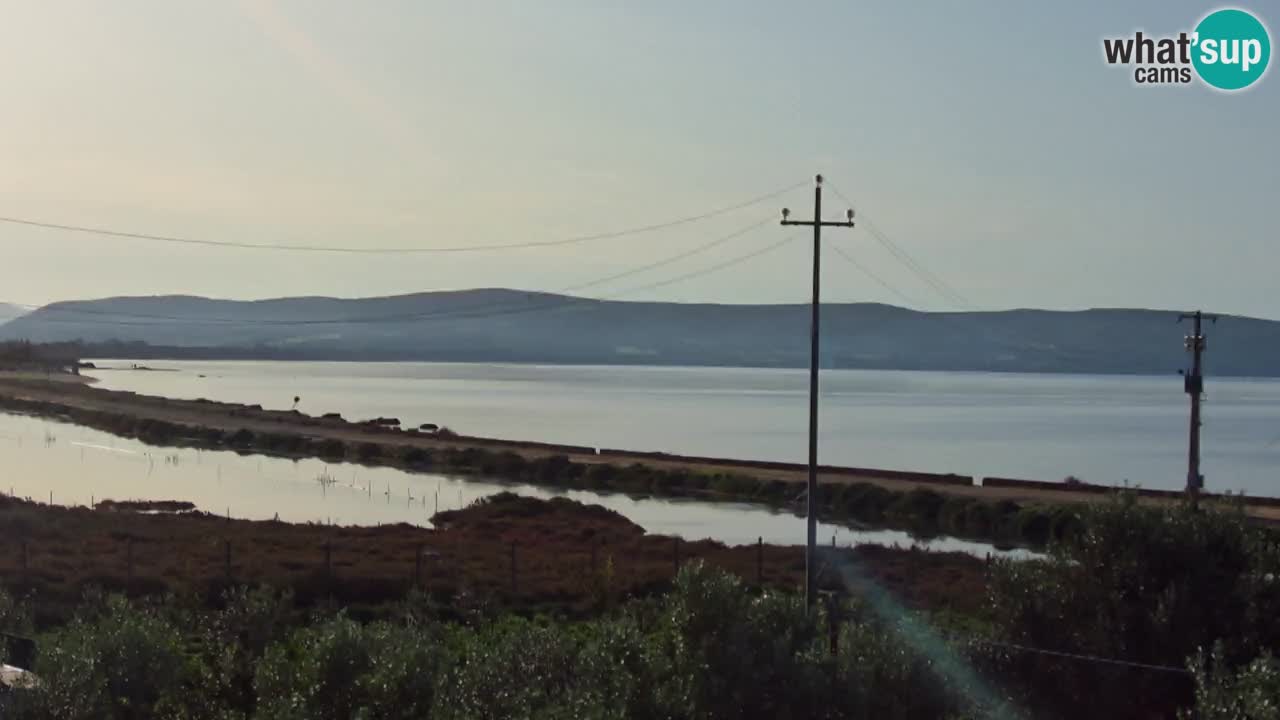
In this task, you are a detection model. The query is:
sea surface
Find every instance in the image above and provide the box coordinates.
[86,360,1280,496]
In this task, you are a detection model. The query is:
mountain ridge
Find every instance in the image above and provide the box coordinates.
[2,290,1277,376]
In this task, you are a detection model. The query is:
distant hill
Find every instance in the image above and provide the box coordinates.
[1,289,1278,376]
[0,303,27,325]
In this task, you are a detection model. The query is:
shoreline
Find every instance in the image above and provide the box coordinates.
[0,369,96,385]
[77,351,1280,380]
[85,353,1280,381]
[1,377,1276,545]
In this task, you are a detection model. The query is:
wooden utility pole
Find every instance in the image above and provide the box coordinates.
[782,174,855,609]
[1179,310,1218,509]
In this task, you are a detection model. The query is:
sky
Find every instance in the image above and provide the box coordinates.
[0,1,1276,317]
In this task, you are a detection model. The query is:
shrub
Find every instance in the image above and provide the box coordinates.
[24,595,209,719]
[532,454,577,484]
[1012,506,1052,545]
[432,617,583,719]
[708,473,760,497]
[887,487,946,527]
[645,562,825,718]
[989,496,1280,717]
[840,483,895,521]
[255,615,375,720]
[197,587,297,716]
[1184,646,1280,720]
[399,446,432,467]
[938,496,976,534]
[962,500,997,537]
[226,428,255,448]
[315,439,346,459]
[0,587,32,639]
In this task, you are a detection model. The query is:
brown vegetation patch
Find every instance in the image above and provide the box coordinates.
[0,492,988,626]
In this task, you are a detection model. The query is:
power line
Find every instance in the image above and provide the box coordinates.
[560,218,771,293]
[863,218,974,309]
[827,240,922,308]
[8,216,773,325]
[0,181,805,255]
[965,638,1191,676]
[827,185,977,310]
[3,230,799,330]
[608,233,799,297]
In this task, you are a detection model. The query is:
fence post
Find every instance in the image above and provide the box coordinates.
[673,537,681,576]
[591,537,599,578]
[827,594,839,658]
[509,542,517,597]
[757,536,764,586]
[126,538,133,588]
[21,540,28,577]
[415,544,423,588]
[225,539,232,582]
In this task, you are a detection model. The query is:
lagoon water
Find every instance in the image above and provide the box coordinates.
[86,360,1280,496]
[0,412,1023,556]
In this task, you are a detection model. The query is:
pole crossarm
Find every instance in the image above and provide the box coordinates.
[781,220,856,228]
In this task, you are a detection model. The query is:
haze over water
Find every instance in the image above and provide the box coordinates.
[87,360,1280,497]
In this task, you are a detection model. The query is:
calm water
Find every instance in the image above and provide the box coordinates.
[87,360,1280,496]
[0,412,1021,556]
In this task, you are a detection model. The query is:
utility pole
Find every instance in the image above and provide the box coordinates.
[1179,310,1218,509]
[782,174,854,609]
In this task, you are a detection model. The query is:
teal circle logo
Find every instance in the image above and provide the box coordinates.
[1192,8,1271,90]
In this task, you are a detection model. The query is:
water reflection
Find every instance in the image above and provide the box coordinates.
[0,412,1030,559]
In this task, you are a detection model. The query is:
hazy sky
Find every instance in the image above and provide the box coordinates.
[0,1,1276,316]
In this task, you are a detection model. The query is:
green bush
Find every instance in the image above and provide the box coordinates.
[0,587,32,639]
[226,428,255,448]
[23,595,210,719]
[962,499,997,537]
[432,617,583,719]
[989,495,1280,718]
[197,587,296,717]
[645,562,825,718]
[707,473,761,498]
[840,483,895,521]
[315,439,346,460]
[887,487,946,527]
[355,442,383,462]
[1012,506,1052,545]
[399,446,433,467]
[1184,646,1280,720]
[583,462,620,487]
[938,496,975,534]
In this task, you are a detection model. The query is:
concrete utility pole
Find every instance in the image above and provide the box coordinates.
[1179,310,1218,509]
[781,174,854,609]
